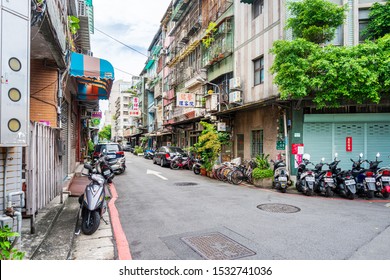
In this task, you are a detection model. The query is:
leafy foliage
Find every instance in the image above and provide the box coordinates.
[202,22,218,48]
[87,139,94,156]
[363,0,390,40]
[68,16,80,35]
[271,35,390,107]
[252,168,273,179]
[193,121,222,171]
[0,226,25,260]
[255,154,271,170]
[286,0,347,44]
[98,125,111,141]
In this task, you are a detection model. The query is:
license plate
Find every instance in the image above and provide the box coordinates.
[108,155,116,159]
[365,177,376,183]
[345,179,355,186]
[279,177,287,181]
[103,170,111,175]
[305,177,315,182]
[382,176,390,182]
[324,178,334,183]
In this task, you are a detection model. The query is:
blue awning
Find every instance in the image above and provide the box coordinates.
[70,52,115,100]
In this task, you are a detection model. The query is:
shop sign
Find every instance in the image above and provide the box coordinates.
[346,136,352,152]
[177,92,195,107]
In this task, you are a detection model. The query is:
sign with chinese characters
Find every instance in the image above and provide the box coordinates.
[177,92,195,107]
[91,111,102,119]
[346,136,352,152]
[129,97,140,116]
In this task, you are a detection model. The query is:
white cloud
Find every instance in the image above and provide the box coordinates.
[91,0,172,80]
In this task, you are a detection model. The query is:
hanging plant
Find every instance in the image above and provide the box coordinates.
[202,22,218,48]
[68,15,80,35]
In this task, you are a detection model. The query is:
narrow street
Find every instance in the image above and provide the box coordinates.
[112,153,390,260]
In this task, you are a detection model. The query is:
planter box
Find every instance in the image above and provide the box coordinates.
[253,177,273,188]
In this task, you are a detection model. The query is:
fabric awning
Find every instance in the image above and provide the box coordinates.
[70,52,115,100]
[240,0,254,3]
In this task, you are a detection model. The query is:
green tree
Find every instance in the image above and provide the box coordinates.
[286,0,346,44]
[271,0,390,108]
[0,226,25,260]
[363,0,390,40]
[98,125,111,141]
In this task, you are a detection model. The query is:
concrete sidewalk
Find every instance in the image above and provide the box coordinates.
[20,173,117,260]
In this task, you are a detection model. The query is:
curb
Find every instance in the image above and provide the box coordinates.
[108,183,132,260]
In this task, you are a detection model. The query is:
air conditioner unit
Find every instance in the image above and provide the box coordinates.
[229,91,242,104]
[229,77,241,90]
[160,48,168,55]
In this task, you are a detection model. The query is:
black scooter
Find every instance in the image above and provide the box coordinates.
[295,154,316,196]
[270,159,291,193]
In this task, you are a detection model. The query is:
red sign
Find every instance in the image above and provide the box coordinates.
[346,137,352,152]
[291,143,304,155]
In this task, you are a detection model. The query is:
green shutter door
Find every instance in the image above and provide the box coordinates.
[302,123,333,165]
[334,123,365,170]
[367,123,390,162]
[303,114,390,171]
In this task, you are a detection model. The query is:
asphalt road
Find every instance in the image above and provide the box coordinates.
[112,152,390,260]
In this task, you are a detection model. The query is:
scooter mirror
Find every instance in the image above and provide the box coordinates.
[334,153,338,158]
[359,153,363,158]
[102,149,107,155]
[302,153,311,160]
[376,152,380,158]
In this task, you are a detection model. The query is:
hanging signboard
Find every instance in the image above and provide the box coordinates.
[177,92,195,107]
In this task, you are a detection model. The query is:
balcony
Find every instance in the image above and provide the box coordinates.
[30,0,69,68]
[171,0,190,22]
[75,0,94,52]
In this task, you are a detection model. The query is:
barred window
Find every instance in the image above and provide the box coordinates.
[251,130,264,158]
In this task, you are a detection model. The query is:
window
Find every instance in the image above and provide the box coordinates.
[251,130,264,158]
[252,0,264,19]
[359,9,370,42]
[237,134,244,160]
[254,56,264,85]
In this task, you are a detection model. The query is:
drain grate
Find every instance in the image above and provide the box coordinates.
[181,232,256,260]
[257,203,301,213]
[174,182,198,186]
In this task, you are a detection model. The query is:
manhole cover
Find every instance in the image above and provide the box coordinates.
[174,182,198,186]
[257,203,301,213]
[181,232,256,260]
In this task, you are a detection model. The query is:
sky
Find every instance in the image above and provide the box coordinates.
[90,0,172,123]
[91,0,172,81]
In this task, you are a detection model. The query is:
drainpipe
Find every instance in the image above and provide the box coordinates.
[3,147,9,211]
[283,110,290,173]
[6,191,25,240]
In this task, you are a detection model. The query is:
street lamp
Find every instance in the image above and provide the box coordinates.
[196,77,221,112]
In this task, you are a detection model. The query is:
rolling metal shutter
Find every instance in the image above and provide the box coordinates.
[303,114,390,170]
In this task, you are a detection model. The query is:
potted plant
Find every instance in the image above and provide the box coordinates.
[252,154,274,188]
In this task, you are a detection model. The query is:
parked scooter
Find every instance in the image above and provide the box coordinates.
[313,157,336,197]
[376,162,390,199]
[366,153,382,198]
[76,151,114,235]
[111,156,126,175]
[144,148,155,160]
[192,158,203,175]
[295,154,316,196]
[351,153,379,199]
[170,153,194,170]
[270,158,291,193]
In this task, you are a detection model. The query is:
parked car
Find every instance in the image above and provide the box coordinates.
[123,142,133,152]
[153,146,186,167]
[92,143,126,174]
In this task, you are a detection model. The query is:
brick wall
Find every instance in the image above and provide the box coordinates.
[30,60,58,127]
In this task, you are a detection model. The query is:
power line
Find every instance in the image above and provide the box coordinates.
[114,67,139,77]
[94,27,149,58]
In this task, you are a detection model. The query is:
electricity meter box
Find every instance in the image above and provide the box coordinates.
[0,1,30,146]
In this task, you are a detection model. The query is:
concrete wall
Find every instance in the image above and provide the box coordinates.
[234,106,280,160]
